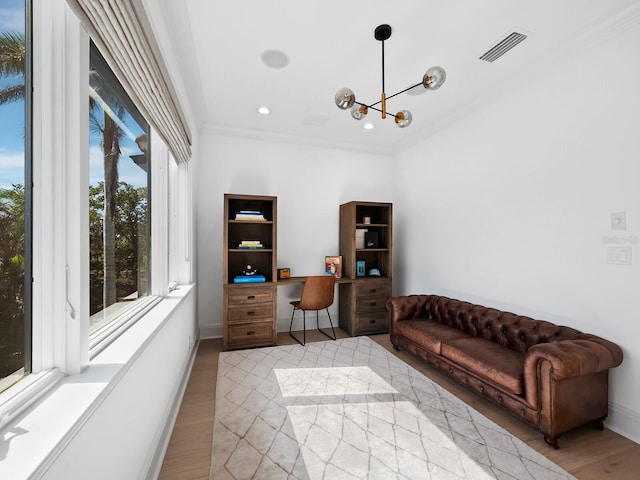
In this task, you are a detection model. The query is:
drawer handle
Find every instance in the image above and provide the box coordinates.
[247,330,255,336]
[247,295,255,299]
[247,311,255,316]
[369,302,376,307]
[370,319,376,324]
[369,289,377,293]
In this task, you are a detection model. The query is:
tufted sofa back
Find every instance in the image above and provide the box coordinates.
[403,294,585,354]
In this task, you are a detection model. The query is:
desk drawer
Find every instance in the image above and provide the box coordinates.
[228,288,273,305]
[356,296,388,314]
[228,321,273,349]
[357,312,389,334]
[355,282,391,299]
[228,304,273,323]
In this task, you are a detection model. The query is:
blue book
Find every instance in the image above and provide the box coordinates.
[234,275,266,283]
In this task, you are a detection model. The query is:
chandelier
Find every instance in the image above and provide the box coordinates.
[334,24,446,128]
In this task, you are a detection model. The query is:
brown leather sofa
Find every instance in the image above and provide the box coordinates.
[387,294,623,448]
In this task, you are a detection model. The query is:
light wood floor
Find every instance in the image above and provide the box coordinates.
[159,330,640,479]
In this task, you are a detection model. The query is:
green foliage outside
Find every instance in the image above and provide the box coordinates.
[0,185,25,378]
[1,27,26,380]
[89,181,148,315]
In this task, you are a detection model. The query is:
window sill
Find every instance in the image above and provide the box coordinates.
[0,284,194,479]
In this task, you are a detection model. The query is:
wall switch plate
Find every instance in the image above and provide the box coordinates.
[607,246,632,265]
[611,212,626,230]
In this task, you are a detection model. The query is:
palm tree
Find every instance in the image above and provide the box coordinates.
[89,92,125,310]
[0,31,26,105]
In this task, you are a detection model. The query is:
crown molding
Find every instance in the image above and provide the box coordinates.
[199,124,395,157]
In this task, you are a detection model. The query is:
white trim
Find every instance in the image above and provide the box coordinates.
[31,0,88,376]
[89,296,161,358]
[151,129,169,297]
[168,156,193,285]
[145,336,200,480]
[607,401,640,445]
[0,368,64,431]
[202,123,394,156]
[62,0,90,375]
[0,285,195,479]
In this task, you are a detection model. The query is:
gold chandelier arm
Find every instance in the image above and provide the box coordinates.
[357,102,399,119]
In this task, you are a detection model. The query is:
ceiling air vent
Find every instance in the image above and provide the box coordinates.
[479,32,527,63]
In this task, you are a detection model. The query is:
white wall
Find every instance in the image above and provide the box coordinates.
[41,289,198,479]
[393,22,640,442]
[0,288,198,479]
[196,133,393,337]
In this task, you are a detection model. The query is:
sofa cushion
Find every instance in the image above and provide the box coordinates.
[395,319,471,355]
[441,337,525,395]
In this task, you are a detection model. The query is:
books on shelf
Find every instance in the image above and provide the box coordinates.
[355,228,368,249]
[237,240,264,249]
[234,275,266,283]
[234,210,266,221]
[325,255,342,278]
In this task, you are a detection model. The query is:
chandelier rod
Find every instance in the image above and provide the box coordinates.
[381,37,386,94]
[364,81,424,109]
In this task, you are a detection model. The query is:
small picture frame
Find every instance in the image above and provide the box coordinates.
[356,260,366,277]
[325,256,342,278]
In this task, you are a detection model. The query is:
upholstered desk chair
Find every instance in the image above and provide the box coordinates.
[289,275,337,346]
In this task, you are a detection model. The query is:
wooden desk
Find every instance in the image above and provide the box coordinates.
[277,276,390,336]
[277,275,353,285]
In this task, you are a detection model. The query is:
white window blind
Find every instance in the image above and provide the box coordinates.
[65,0,192,164]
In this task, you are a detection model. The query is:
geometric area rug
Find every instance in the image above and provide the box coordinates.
[210,337,576,480]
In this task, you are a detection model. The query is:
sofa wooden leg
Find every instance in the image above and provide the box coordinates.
[544,435,559,449]
[392,344,400,351]
[592,419,605,431]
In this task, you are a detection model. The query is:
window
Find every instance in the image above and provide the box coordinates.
[0,0,31,392]
[88,41,151,336]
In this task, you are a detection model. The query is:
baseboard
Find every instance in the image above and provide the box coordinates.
[200,324,223,339]
[144,337,200,480]
[606,401,640,444]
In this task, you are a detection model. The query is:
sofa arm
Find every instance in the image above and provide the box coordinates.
[386,295,431,323]
[523,337,623,407]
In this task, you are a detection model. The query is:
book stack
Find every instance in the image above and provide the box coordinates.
[355,228,368,249]
[234,274,266,283]
[237,240,264,249]
[235,210,266,221]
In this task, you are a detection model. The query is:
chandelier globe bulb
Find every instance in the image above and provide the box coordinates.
[350,104,368,120]
[422,66,446,90]
[395,110,412,128]
[335,87,356,109]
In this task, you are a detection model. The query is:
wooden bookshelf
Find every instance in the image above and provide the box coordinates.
[339,201,392,336]
[222,194,277,350]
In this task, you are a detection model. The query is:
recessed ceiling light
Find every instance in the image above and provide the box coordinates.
[257,106,270,115]
[363,123,375,130]
[261,49,290,69]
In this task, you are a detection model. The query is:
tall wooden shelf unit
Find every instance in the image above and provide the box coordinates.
[339,201,392,336]
[223,194,277,351]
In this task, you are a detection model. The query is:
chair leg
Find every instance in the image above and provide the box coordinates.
[289,307,306,346]
[316,308,336,341]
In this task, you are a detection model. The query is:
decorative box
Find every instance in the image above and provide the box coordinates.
[277,268,290,280]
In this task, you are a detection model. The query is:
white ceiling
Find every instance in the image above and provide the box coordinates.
[158,0,639,154]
